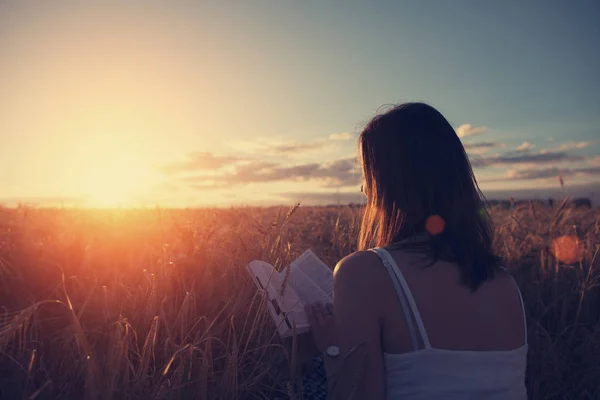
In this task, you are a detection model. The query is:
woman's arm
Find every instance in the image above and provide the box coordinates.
[308,252,386,399]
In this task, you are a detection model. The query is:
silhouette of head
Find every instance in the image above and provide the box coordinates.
[358,102,500,290]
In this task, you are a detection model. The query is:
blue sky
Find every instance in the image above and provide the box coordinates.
[0,1,599,207]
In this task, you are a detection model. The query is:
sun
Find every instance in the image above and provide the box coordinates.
[74,151,155,208]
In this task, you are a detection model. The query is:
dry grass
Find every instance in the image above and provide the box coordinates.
[0,203,598,399]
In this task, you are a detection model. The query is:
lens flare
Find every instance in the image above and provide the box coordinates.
[551,235,584,264]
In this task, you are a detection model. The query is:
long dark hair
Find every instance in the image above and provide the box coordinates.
[358,102,501,291]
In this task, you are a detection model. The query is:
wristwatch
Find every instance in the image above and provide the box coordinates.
[324,345,340,358]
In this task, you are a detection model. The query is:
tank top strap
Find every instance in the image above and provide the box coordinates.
[511,277,528,345]
[499,267,528,345]
[370,247,431,350]
[369,248,419,350]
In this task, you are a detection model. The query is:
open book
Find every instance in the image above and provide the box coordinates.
[246,249,333,337]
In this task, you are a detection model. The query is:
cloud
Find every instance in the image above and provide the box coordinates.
[328,132,353,140]
[269,141,329,154]
[463,142,502,149]
[456,124,489,138]
[516,142,534,152]
[162,131,356,177]
[498,165,600,181]
[182,157,361,189]
[470,151,584,168]
[577,166,600,175]
[506,167,563,180]
[225,138,329,155]
[542,141,594,153]
[590,156,600,167]
[265,132,355,154]
[161,152,243,174]
[463,141,504,154]
[227,132,352,156]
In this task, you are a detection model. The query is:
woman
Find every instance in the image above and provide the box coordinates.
[306,102,528,399]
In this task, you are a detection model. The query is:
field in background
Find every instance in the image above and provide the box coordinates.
[0,204,599,399]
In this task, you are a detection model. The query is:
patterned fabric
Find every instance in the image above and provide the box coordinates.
[273,356,328,400]
[299,356,328,400]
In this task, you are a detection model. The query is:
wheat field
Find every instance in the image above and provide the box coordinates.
[0,202,599,399]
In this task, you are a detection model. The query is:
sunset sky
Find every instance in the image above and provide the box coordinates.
[1,1,599,207]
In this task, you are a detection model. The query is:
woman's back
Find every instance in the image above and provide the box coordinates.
[369,244,527,399]
[305,103,529,399]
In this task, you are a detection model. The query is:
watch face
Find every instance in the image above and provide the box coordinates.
[326,346,340,357]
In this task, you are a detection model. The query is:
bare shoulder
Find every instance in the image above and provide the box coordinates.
[333,250,388,288]
[485,267,523,304]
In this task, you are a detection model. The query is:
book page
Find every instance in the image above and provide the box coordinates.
[287,249,333,306]
[246,260,279,293]
[246,260,309,335]
[292,249,334,298]
[271,273,309,330]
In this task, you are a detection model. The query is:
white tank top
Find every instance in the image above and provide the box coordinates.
[370,247,528,399]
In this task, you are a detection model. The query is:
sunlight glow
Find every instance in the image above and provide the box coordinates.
[72,150,155,207]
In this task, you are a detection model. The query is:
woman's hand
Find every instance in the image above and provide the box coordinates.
[305,302,337,353]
